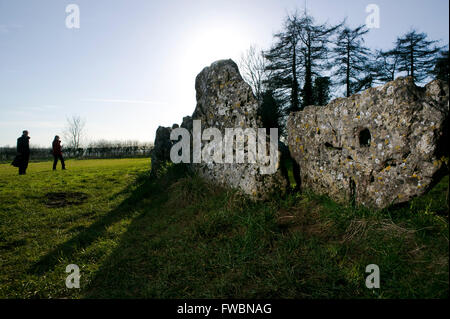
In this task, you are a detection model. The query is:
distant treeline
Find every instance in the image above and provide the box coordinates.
[0,140,153,162]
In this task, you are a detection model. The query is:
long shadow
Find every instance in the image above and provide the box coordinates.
[28,169,170,276]
[82,165,194,298]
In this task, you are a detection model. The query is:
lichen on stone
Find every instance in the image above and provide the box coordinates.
[287,76,449,209]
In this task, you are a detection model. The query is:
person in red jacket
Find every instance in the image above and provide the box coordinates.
[52,135,66,170]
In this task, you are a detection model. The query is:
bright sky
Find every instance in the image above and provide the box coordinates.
[0,0,448,147]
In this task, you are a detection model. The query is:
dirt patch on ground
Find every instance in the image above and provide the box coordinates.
[44,192,88,208]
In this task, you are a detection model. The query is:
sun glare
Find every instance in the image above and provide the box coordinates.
[172,25,250,119]
[184,25,248,72]
[195,28,243,62]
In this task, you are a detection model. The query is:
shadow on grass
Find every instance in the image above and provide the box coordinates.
[80,168,353,298]
[27,162,448,298]
[81,165,208,298]
[28,165,188,276]
[83,172,449,298]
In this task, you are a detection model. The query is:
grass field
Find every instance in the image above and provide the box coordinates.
[0,158,448,298]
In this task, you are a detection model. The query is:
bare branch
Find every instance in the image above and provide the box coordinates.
[64,115,86,149]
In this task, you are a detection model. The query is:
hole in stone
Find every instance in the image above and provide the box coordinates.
[359,128,371,147]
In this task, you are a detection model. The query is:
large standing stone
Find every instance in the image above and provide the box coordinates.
[287,77,448,209]
[181,59,287,198]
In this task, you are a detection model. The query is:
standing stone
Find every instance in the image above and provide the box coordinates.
[150,125,174,176]
[183,59,287,198]
[287,77,448,209]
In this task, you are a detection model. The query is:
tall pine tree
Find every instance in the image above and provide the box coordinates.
[332,24,371,97]
[258,90,285,136]
[430,49,449,84]
[264,12,303,114]
[297,13,341,107]
[393,30,441,83]
[265,11,340,112]
[312,76,331,105]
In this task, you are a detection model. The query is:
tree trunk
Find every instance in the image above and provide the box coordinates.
[346,41,350,97]
[410,44,415,82]
[291,44,299,112]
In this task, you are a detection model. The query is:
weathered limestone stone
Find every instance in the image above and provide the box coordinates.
[287,77,448,209]
[181,59,287,198]
[150,125,174,176]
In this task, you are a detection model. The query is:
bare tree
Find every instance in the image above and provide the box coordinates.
[64,115,86,149]
[239,45,268,100]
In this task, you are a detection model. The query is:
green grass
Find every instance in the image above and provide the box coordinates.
[0,158,448,298]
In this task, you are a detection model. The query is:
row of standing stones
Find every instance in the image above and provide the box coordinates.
[151,59,449,210]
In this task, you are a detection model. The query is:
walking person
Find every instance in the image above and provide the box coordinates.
[52,135,66,170]
[16,130,30,175]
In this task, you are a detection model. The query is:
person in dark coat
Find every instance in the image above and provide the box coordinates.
[17,130,30,175]
[52,135,66,170]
